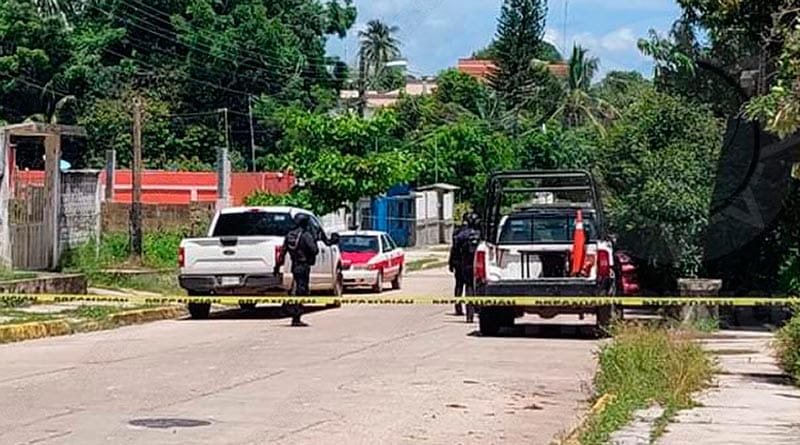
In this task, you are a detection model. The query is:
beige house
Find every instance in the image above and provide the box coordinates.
[339,79,438,116]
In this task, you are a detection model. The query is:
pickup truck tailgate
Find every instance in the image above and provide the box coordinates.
[181,236,281,275]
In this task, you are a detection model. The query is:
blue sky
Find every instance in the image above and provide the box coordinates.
[326,0,682,79]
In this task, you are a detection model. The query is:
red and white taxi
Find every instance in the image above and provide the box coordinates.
[339,231,405,293]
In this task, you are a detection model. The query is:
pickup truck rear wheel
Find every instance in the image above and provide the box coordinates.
[325,267,344,304]
[479,307,514,336]
[188,303,211,320]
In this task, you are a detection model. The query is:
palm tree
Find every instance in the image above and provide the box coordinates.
[551,45,614,131]
[358,20,401,81]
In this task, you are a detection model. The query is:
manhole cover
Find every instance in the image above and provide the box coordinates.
[129,418,211,429]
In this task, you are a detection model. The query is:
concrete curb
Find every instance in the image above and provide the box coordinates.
[0,306,187,344]
[560,393,616,445]
[0,320,72,343]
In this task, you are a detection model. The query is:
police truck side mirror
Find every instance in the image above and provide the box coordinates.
[330,233,341,245]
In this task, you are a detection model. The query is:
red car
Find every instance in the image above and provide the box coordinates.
[339,231,405,293]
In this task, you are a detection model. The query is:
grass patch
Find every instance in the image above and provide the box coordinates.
[774,311,800,385]
[90,272,181,295]
[0,270,37,282]
[579,323,715,445]
[61,231,183,274]
[60,231,184,293]
[406,257,442,272]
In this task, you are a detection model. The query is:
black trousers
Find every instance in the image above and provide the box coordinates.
[292,263,311,296]
[286,263,310,323]
[454,268,475,319]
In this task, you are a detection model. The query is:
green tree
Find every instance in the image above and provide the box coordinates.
[593,70,651,110]
[489,0,549,109]
[255,107,416,215]
[600,88,723,281]
[358,19,401,84]
[473,39,562,62]
[412,117,516,209]
[551,45,611,130]
[0,0,72,123]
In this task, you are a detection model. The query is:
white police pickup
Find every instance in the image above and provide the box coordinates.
[178,206,343,319]
[473,171,620,335]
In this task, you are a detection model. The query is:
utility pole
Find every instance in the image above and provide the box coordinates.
[216,107,231,210]
[130,96,143,259]
[222,107,230,157]
[247,96,256,172]
[357,48,367,118]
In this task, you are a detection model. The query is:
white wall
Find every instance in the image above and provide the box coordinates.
[415,194,425,221]
[321,208,347,233]
[443,192,454,220]
[0,132,10,267]
[425,191,438,220]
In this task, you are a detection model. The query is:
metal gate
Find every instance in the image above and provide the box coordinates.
[9,175,50,270]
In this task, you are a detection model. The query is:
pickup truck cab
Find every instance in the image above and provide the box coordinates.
[178,206,343,319]
[474,170,620,335]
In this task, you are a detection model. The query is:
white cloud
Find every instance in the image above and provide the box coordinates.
[600,28,637,52]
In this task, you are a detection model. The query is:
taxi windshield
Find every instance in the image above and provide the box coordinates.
[340,235,380,253]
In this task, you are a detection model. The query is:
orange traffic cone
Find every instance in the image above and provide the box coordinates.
[571,209,586,277]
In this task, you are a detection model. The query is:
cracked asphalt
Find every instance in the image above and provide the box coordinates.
[0,268,599,445]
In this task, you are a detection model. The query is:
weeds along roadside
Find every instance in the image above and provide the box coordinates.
[579,322,716,445]
[59,231,184,293]
[774,308,800,385]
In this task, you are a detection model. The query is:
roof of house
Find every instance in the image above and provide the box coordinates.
[416,183,461,192]
[339,79,438,110]
[457,58,569,81]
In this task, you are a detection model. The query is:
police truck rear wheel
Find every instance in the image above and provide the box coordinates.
[188,303,211,320]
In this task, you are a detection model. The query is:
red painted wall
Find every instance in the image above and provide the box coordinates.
[13,169,295,205]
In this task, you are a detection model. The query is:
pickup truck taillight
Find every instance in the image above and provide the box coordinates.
[178,247,185,268]
[274,245,282,265]
[474,250,487,284]
[596,250,610,280]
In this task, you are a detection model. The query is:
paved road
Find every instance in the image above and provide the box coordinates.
[0,269,599,445]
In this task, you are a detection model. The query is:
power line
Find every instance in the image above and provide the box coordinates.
[85,3,315,88]
[106,1,340,80]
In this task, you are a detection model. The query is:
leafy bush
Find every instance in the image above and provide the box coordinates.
[581,324,714,445]
[775,313,800,384]
[61,231,184,273]
[600,89,723,279]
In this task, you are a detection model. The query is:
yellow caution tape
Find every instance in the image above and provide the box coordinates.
[1,294,799,307]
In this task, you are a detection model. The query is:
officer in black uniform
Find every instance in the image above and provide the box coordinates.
[452,213,481,323]
[275,213,319,327]
[449,214,469,316]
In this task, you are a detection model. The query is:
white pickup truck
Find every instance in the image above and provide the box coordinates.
[473,171,621,335]
[178,206,343,319]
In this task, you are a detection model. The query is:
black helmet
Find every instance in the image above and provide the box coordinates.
[466,213,480,229]
[293,213,310,228]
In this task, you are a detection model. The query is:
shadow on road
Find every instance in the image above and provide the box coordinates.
[467,322,602,340]
[198,305,336,321]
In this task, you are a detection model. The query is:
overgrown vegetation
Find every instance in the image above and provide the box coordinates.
[580,323,715,445]
[60,231,182,293]
[0,270,37,282]
[774,312,800,385]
